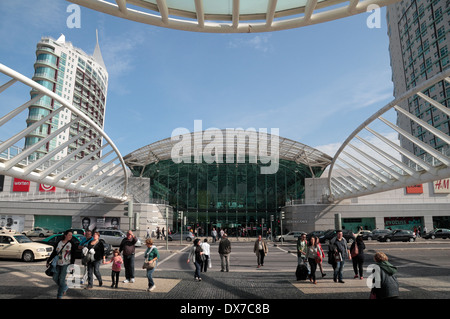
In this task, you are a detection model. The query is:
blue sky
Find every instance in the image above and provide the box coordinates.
[0,0,397,159]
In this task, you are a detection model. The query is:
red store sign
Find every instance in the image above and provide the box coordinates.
[12,178,30,192]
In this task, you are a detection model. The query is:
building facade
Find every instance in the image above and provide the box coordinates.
[387,0,449,156]
[25,34,108,161]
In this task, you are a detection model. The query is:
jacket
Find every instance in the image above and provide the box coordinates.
[218,238,231,254]
[372,261,399,299]
[254,239,268,256]
[119,236,137,256]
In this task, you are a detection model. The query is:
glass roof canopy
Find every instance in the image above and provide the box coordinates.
[123,129,332,171]
[69,0,401,33]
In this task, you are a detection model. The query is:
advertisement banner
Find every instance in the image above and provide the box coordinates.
[81,217,120,231]
[12,178,30,192]
[433,179,450,194]
[39,184,56,192]
[384,217,422,230]
[406,184,423,194]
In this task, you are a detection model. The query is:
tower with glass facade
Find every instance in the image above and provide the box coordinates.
[25,34,108,161]
[387,0,449,157]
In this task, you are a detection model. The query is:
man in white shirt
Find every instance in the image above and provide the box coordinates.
[200,238,211,272]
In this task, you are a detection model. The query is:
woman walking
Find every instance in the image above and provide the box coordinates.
[351,235,366,279]
[187,238,204,281]
[306,236,319,284]
[144,238,159,291]
[314,236,326,278]
[47,230,76,299]
[86,231,105,289]
[103,248,123,288]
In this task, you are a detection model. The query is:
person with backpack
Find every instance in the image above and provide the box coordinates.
[350,235,366,279]
[370,252,399,299]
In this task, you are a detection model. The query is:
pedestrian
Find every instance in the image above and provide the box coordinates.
[78,229,93,284]
[187,238,204,281]
[156,226,160,240]
[218,233,231,272]
[162,227,166,240]
[211,228,217,243]
[314,236,326,278]
[144,238,160,291]
[146,226,151,239]
[329,230,352,283]
[119,230,138,283]
[370,252,399,299]
[201,238,211,272]
[103,248,123,288]
[296,233,310,274]
[254,235,268,268]
[85,231,105,289]
[305,236,319,284]
[47,230,76,299]
[350,235,366,279]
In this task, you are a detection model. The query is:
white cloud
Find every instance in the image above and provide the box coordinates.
[228,34,272,52]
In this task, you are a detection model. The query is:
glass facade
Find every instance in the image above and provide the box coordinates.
[129,156,326,236]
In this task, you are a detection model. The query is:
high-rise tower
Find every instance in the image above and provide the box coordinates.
[25,34,108,161]
[386,0,449,157]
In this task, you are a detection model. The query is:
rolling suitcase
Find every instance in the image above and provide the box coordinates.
[296,262,308,281]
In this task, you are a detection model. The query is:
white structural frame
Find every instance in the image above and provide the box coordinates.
[328,69,450,202]
[0,63,129,201]
[68,0,401,33]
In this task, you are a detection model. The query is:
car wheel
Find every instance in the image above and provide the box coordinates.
[367,237,372,241]
[347,238,354,244]
[386,238,391,242]
[431,235,436,239]
[186,237,192,242]
[409,237,415,242]
[325,239,330,245]
[39,233,45,237]
[22,250,35,262]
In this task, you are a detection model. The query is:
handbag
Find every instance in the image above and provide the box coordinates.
[142,246,156,270]
[351,243,359,258]
[208,257,212,269]
[45,240,69,277]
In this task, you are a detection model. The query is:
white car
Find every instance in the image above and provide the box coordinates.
[22,227,54,237]
[0,234,53,262]
[0,226,16,234]
[97,229,142,247]
[276,231,306,242]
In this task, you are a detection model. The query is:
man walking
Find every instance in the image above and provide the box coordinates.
[119,230,138,283]
[218,233,231,272]
[254,235,268,268]
[329,230,351,283]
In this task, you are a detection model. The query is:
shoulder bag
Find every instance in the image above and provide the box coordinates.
[142,246,156,270]
[45,240,69,277]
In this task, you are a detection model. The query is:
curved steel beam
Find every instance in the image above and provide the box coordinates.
[0,63,129,201]
[327,70,450,202]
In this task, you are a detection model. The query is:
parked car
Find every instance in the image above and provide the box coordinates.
[97,229,142,247]
[0,226,16,234]
[319,229,355,244]
[371,229,392,240]
[168,231,195,242]
[38,233,113,259]
[0,233,53,262]
[22,227,53,237]
[423,228,450,240]
[275,231,306,242]
[58,228,85,236]
[377,229,416,242]
[306,230,325,240]
[358,230,374,241]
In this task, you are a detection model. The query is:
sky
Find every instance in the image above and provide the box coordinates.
[0,0,398,160]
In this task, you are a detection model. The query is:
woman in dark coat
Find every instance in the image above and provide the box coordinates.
[350,235,366,279]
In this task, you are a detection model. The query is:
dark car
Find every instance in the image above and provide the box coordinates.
[377,229,416,242]
[371,229,392,240]
[306,230,325,240]
[319,229,355,244]
[58,228,85,236]
[38,234,112,259]
[358,230,374,241]
[423,228,450,239]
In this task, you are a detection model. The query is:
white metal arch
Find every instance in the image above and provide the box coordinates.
[0,63,129,201]
[328,70,450,202]
[68,0,401,33]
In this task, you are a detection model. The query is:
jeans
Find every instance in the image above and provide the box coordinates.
[333,260,345,281]
[146,261,157,288]
[111,271,120,287]
[53,264,69,298]
[123,254,135,280]
[87,260,102,287]
[308,258,318,282]
[202,255,209,272]
[220,254,230,271]
[352,255,364,278]
[257,250,265,266]
[194,260,202,279]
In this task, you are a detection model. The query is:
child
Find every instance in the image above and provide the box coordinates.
[103,248,123,288]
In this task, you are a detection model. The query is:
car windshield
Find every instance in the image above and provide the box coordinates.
[14,235,33,243]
